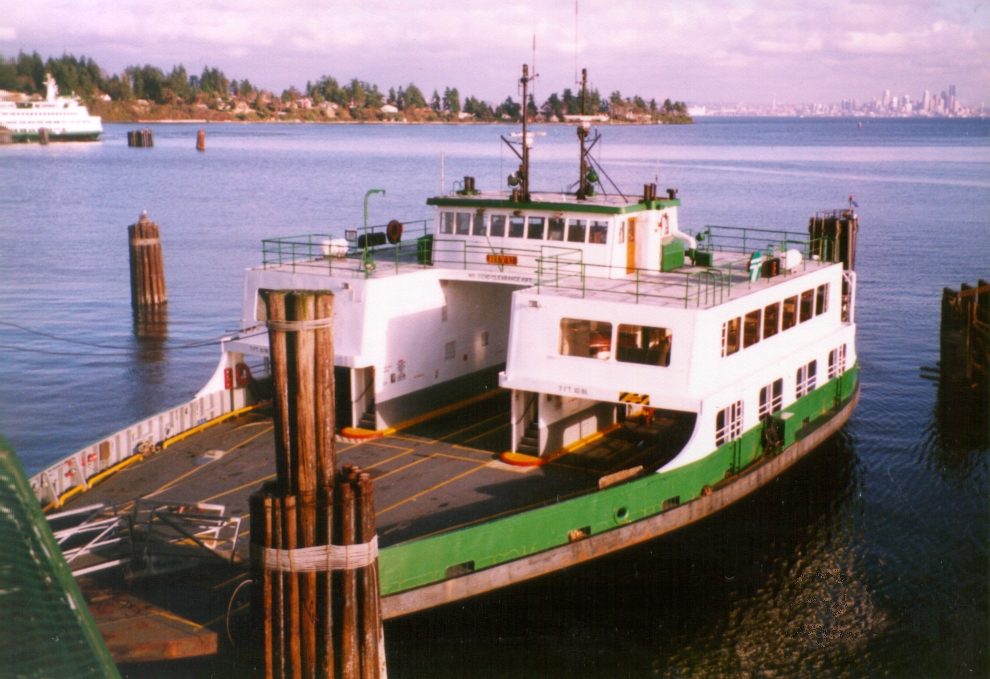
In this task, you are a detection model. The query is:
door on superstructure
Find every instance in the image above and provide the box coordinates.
[626,218,637,274]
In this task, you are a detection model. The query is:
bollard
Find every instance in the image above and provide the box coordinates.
[197,129,205,151]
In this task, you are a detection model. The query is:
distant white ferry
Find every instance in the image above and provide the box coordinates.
[0,73,103,142]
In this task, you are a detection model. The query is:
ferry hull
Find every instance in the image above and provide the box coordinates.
[11,129,102,143]
[381,373,859,618]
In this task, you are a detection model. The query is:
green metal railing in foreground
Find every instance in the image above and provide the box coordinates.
[0,438,122,679]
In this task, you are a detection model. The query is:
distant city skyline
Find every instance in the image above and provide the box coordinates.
[2,0,988,107]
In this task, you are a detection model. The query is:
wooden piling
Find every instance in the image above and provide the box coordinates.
[128,129,154,147]
[197,129,206,151]
[356,473,381,679]
[128,213,167,311]
[337,480,359,679]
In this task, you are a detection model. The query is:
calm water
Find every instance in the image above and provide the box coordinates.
[1,118,988,677]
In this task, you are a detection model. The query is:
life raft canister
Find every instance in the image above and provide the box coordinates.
[387,219,403,244]
[235,362,252,387]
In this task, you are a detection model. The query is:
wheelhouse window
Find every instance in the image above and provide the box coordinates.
[816,283,829,316]
[828,344,846,379]
[722,317,741,357]
[559,318,613,360]
[759,379,783,420]
[490,215,506,237]
[455,212,471,235]
[508,215,525,238]
[548,217,565,241]
[716,401,744,446]
[782,296,798,330]
[743,309,762,348]
[567,219,587,243]
[800,289,814,323]
[589,221,608,244]
[764,302,780,339]
[441,212,455,234]
[472,213,488,236]
[527,216,545,240]
[616,324,671,367]
[796,360,817,397]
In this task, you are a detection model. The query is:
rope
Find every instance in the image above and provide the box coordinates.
[251,535,378,572]
[267,317,335,332]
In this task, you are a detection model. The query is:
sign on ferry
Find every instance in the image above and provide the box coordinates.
[487,254,518,266]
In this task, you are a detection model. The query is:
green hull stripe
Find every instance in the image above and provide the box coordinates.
[378,362,859,596]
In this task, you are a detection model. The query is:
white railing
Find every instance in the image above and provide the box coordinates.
[29,389,243,509]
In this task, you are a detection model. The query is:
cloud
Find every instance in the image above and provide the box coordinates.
[2,0,987,104]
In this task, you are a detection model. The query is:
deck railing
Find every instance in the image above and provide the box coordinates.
[260,222,831,308]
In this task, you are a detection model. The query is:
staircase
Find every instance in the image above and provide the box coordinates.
[358,403,377,431]
[517,399,540,456]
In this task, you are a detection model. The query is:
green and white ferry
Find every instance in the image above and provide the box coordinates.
[29,69,859,630]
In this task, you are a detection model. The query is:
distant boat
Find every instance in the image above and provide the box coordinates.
[0,73,103,142]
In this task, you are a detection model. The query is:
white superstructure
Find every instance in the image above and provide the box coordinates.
[0,74,103,142]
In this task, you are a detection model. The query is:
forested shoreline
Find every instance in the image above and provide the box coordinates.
[0,50,692,124]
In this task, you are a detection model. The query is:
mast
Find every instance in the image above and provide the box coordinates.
[520,64,532,203]
[577,69,589,199]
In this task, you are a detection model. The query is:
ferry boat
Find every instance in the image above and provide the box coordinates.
[0,73,103,142]
[26,67,859,656]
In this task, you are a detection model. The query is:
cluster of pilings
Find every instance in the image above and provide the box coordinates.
[938,281,989,405]
[128,213,167,311]
[127,129,154,147]
[250,290,385,679]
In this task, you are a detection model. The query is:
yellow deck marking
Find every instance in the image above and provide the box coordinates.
[364,450,416,470]
[432,451,495,464]
[380,389,502,435]
[200,473,276,503]
[144,426,273,499]
[373,455,437,482]
[461,421,511,445]
[161,401,270,449]
[376,463,488,516]
[436,411,507,442]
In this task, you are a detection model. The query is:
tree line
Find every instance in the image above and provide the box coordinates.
[0,50,689,122]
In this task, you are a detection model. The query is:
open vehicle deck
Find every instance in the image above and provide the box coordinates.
[59,388,678,604]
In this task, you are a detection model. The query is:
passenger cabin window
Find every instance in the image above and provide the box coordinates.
[472,214,488,236]
[800,289,814,323]
[816,284,829,316]
[782,296,798,330]
[759,379,783,420]
[743,309,762,348]
[722,317,741,357]
[548,217,565,241]
[490,215,506,237]
[456,212,471,235]
[616,324,672,367]
[441,212,455,234]
[589,221,608,244]
[509,216,525,238]
[567,219,587,243]
[764,302,780,339]
[828,344,846,379]
[716,401,744,446]
[796,360,817,397]
[527,216,545,240]
[559,319,613,360]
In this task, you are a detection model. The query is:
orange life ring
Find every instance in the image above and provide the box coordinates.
[387,219,403,244]
[235,362,252,387]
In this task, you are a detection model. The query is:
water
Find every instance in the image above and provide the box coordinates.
[1,118,988,677]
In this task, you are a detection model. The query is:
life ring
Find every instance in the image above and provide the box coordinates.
[386,219,403,244]
[235,362,252,387]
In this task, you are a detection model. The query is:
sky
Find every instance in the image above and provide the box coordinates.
[2,0,988,107]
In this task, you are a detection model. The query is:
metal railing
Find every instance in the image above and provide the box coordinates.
[694,224,835,265]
